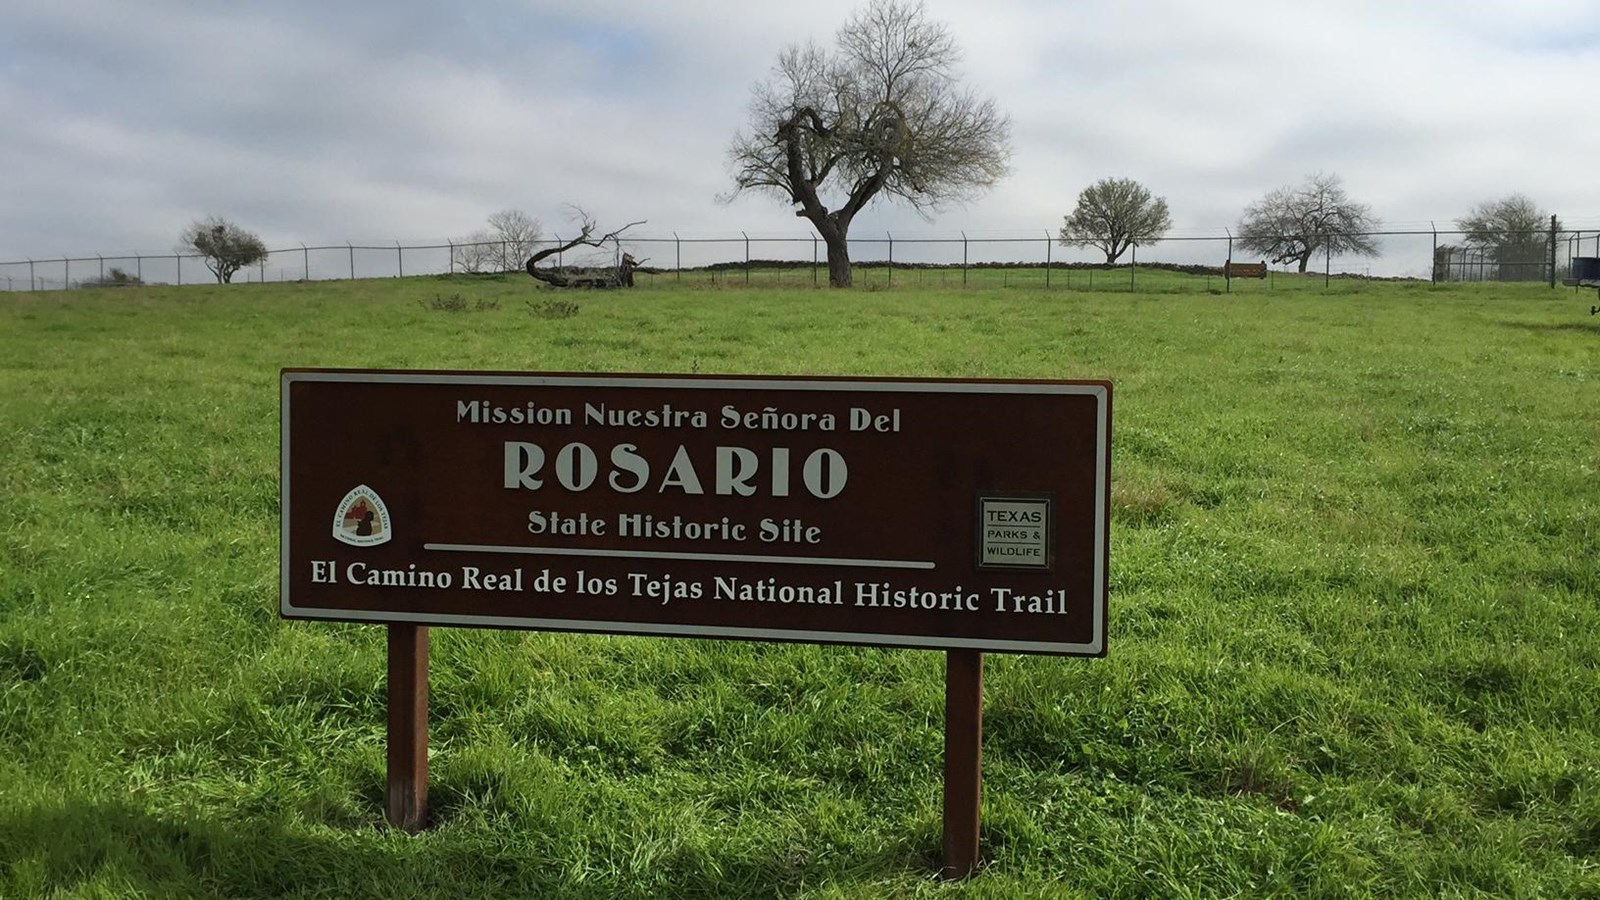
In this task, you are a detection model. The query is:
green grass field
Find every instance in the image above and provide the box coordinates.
[2,275,1597,898]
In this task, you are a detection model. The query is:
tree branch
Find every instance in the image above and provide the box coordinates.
[525,215,645,271]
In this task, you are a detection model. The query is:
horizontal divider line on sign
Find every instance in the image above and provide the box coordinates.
[422,542,936,570]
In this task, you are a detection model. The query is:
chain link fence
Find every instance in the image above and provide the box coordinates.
[5,225,1599,293]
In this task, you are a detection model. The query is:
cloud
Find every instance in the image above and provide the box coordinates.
[1,0,1597,275]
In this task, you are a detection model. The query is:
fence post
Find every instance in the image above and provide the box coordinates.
[397,241,404,279]
[1045,231,1052,288]
[136,255,142,285]
[98,254,104,284]
[447,240,454,275]
[28,258,34,291]
[350,242,356,280]
[813,235,818,286]
[177,254,182,285]
[675,232,681,282]
[743,231,750,285]
[1324,242,1331,289]
[301,243,309,281]
[961,231,968,287]
[1225,231,1233,294]
[260,257,265,283]
[1430,222,1438,284]
[1130,243,1136,290]
[63,257,70,290]
[887,231,893,287]
[555,234,563,268]
[1549,214,1558,288]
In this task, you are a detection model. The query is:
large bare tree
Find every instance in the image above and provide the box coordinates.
[487,209,543,272]
[453,209,543,274]
[1456,194,1555,282]
[1237,173,1379,273]
[1059,178,1172,264]
[726,0,1010,287]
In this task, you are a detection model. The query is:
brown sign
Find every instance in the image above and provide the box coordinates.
[280,371,1111,656]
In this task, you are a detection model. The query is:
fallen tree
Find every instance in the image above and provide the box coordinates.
[524,211,645,289]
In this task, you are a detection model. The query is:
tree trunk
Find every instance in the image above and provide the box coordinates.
[1296,252,1311,274]
[522,218,645,289]
[820,225,852,288]
[797,211,855,288]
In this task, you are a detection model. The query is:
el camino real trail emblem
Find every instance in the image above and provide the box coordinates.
[333,484,391,547]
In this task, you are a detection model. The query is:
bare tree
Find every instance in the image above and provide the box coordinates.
[1059,178,1172,264]
[1237,173,1379,273]
[179,216,268,283]
[453,209,543,273]
[725,0,1010,287]
[1456,194,1555,282]
[451,228,499,274]
[487,209,542,272]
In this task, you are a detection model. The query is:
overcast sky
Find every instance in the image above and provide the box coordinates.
[3,0,1598,272]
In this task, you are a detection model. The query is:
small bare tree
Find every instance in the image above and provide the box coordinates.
[1059,178,1172,264]
[726,0,1010,287]
[1237,173,1379,273]
[451,229,498,274]
[179,216,268,283]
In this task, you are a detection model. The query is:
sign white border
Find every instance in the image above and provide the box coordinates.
[281,371,1109,656]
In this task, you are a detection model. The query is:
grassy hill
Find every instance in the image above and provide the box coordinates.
[1,276,1597,897]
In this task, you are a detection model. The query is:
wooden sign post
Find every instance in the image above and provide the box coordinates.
[942,649,984,879]
[283,370,1110,875]
[385,623,429,833]
[385,639,990,874]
